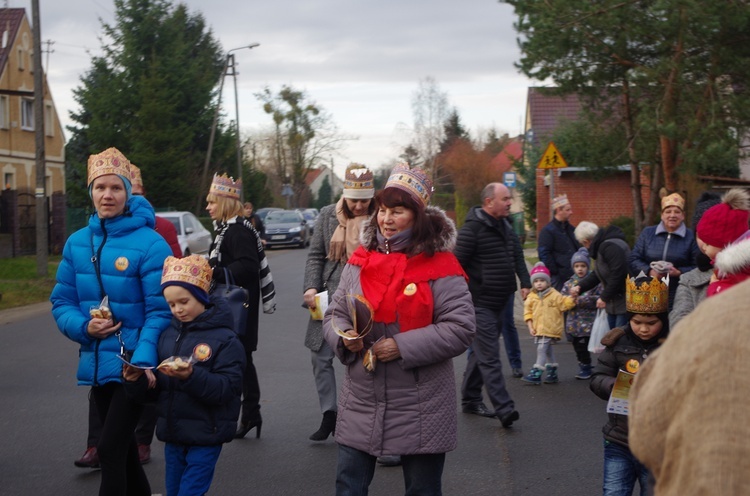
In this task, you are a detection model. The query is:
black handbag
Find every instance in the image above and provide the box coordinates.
[213,268,250,336]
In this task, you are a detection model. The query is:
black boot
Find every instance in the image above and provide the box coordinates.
[309,410,337,441]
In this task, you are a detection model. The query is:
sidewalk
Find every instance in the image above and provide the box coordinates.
[0,301,50,325]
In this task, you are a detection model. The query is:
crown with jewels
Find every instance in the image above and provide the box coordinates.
[343,163,375,199]
[626,272,669,314]
[210,173,242,200]
[87,147,132,186]
[129,164,143,188]
[385,163,433,206]
[161,255,213,293]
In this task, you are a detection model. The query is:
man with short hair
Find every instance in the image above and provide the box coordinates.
[538,194,580,291]
[455,183,529,428]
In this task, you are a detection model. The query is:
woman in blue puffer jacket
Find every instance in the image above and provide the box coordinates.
[50,147,172,496]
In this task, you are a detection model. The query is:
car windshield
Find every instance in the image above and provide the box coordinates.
[302,212,315,220]
[267,212,300,223]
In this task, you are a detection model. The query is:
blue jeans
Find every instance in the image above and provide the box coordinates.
[608,313,628,330]
[165,443,222,496]
[603,440,649,496]
[336,444,445,496]
[501,294,522,369]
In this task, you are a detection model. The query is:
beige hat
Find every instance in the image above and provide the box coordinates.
[342,163,375,200]
[87,147,132,187]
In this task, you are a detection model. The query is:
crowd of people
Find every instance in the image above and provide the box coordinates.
[51,147,750,495]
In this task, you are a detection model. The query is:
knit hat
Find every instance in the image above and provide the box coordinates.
[209,173,241,200]
[691,191,721,228]
[342,163,375,200]
[696,188,750,249]
[161,255,212,305]
[570,247,590,269]
[87,147,132,188]
[530,262,551,284]
[385,163,433,206]
[661,193,685,212]
[551,194,570,211]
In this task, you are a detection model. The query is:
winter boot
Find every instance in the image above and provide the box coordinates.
[543,363,559,384]
[521,365,544,385]
[575,363,593,380]
[309,410,337,441]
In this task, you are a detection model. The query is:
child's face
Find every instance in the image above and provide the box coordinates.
[573,262,588,278]
[533,278,549,291]
[163,286,206,323]
[629,314,663,341]
[696,235,721,259]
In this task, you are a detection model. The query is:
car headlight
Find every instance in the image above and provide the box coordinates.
[289,226,301,233]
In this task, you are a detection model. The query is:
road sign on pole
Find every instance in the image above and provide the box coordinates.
[537,142,568,169]
[503,172,516,189]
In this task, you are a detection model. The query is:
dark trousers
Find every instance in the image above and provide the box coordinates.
[461,306,515,417]
[571,336,591,365]
[91,382,151,496]
[240,351,261,424]
[86,389,157,447]
[500,294,522,370]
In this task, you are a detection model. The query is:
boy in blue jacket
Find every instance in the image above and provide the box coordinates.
[124,255,245,496]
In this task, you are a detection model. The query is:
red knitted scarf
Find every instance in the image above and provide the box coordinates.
[347,246,467,332]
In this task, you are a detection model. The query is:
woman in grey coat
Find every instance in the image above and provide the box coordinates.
[303,164,375,441]
[323,164,476,495]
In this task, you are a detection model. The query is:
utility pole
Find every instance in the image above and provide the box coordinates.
[32,0,47,276]
[42,39,54,74]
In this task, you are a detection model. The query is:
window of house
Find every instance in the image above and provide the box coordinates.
[0,95,8,129]
[4,172,14,190]
[44,103,53,137]
[21,98,34,130]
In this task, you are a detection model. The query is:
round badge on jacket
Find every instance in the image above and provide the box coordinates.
[193,343,212,362]
[625,359,640,374]
[403,283,417,296]
[114,257,129,271]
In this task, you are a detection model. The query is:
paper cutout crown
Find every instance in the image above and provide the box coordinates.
[551,194,569,211]
[129,164,143,188]
[210,173,242,200]
[661,192,685,211]
[626,272,669,314]
[161,255,213,293]
[342,163,375,199]
[87,147,132,186]
[385,163,433,206]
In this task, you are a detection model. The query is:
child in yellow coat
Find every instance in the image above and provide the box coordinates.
[522,262,577,384]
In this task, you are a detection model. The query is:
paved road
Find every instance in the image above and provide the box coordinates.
[0,247,611,495]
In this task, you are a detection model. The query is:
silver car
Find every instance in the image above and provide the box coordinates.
[157,211,213,257]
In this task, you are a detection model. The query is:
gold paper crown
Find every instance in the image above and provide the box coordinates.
[343,163,375,199]
[161,255,213,293]
[87,147,132,186]
[210,173,242,200]
[385,163,433,206]
[551,194,569,211]
[626,272,669,314]
[661,192,685,211]
[129,164,143,188]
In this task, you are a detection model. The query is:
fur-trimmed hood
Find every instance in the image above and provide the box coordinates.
[714,233,750,277]
[359,205,457,254]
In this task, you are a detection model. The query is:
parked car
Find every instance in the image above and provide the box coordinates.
[298,209,318,235]
[256,207,283,223]
[157,211,213,257]
[264,210,310,249]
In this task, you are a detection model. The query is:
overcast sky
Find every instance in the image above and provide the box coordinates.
[16,0,534,175]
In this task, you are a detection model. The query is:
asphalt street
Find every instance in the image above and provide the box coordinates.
[0,247,617,495]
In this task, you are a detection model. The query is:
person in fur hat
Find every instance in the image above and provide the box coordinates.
[323,163,475,495]
[521,262,577,385]
[695,188,750,297]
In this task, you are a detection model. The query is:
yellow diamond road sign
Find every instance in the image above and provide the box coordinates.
[537,142,568,169]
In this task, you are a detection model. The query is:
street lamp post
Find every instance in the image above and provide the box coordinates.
[198,43,259,212]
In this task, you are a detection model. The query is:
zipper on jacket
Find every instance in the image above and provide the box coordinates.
[661,233,671,261]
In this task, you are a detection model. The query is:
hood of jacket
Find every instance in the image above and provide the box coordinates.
[88,195,156,237]
[590,225,627,259]
[360,205,457,254]
[714,236,750,278]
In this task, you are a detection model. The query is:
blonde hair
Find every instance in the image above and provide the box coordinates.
[206,192,244,222]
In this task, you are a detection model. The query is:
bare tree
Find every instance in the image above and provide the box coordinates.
[411,76,449,180]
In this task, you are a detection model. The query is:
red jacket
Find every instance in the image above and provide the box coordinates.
[155,215,182,258]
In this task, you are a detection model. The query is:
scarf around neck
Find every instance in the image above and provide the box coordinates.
[329,197,369,263]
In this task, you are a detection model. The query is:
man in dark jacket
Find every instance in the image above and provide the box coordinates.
[455,183,528,428]
[537,194,580,291]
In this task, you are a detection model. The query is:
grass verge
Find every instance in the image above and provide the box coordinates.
[0,255,60,310]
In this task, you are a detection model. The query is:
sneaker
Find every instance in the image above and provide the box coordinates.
[74,447,100,469]
[138,444,151,465]
[512,368,524,378]
[575,363,593,380]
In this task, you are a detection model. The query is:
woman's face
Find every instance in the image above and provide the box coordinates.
[92,175,127,219]
[206,199,219,220]
[377,205,415,239]
[629,314,663,341]
[345,198,372,217]
[661,206,684,232]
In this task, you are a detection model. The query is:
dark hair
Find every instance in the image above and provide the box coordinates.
[626,311,670,342]
[341,197,376,219]
[365,187,437,256]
